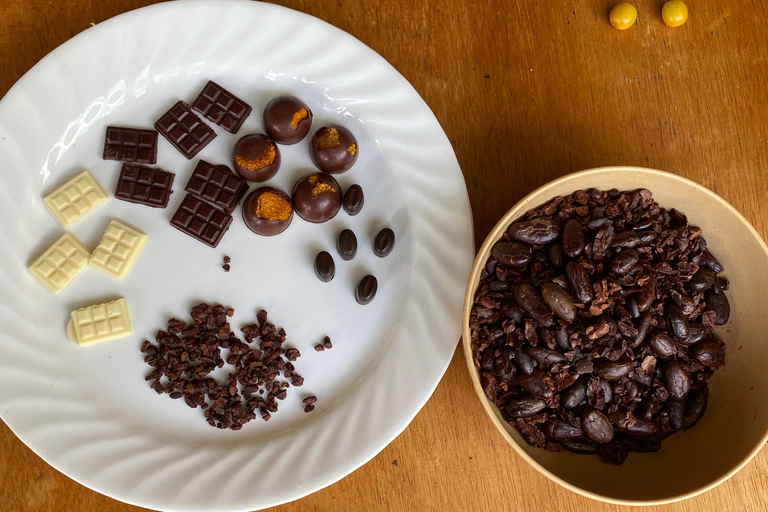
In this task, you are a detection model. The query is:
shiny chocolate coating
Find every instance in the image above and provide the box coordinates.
[309,125,358,174]
[263,96,313,145]
[343,184,364,216]
[373,228,395,257]
[291,172,341,223]
[232,134,281,182]
[355,275,378,305]
[242,187,293,236]
[337,229,357,261]
[314,251,335,282]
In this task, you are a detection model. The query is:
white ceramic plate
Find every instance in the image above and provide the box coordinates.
[0,2,473,510]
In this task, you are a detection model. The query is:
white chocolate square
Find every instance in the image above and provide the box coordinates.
[89,220,147,279]
[67,298,132,347]
[28,233,91,294]
[43,170,108,227]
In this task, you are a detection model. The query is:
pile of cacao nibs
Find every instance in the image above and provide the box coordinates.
[470,188,731,464]
[141,303,314,430]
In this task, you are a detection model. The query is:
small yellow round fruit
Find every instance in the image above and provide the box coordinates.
[610,2,638,30]
[662,0,689,27]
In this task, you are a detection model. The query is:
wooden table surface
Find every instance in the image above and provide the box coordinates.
[2,0,768,510]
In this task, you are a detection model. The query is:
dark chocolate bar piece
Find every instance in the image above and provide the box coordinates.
[184,160,247,213]
[115,162,175,208]
[103,127,158,164]
[155,101,216,159]
[192,81,252,134]
[170,194,233,248]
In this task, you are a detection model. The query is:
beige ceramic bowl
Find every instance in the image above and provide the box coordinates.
[462,167,768,505]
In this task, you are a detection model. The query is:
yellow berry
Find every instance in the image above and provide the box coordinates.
[662,0,689,27]
[610,3,638,31]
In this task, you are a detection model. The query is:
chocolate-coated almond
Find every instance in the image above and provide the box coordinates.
[355,275,378,305]
[373,228,395,258]
[315,251,335,282]
[343,184,364,216]
[337,229,357,261]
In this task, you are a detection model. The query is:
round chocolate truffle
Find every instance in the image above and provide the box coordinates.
[242,187,293,236]
[292,172,342,223]
[309,125,358,174]
[233,134,281,182]
[263,96,313,145]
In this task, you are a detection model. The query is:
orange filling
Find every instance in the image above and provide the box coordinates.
[255,192,292,221]
[347,143,357,156]
[291,108,309,130]
[236,142,276,171]
[315,127,340,150]
[312,183,335,198]
[308,175,336,198]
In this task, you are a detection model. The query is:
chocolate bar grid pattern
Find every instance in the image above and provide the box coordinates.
[103,127,158,164]
[170,194,233,248]
[192,81,252,133]
[70,298,132,346]
[115,163,175,208]
[43,170,109,227]
[89,220,147,279]
[155,101,216,159]
[192,81,251,133]
[28,233,91,294]
[185,161,246,212]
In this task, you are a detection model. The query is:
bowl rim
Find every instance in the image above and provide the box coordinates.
[461,166,768,506]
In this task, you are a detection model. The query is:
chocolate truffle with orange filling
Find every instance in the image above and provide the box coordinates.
[292,172,341,223]
[232,134,281,182]
[242,187,294,236]
[309,125,358,174]
[263,96,313,145]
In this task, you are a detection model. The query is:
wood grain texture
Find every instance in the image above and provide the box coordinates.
[2,0,768,511]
